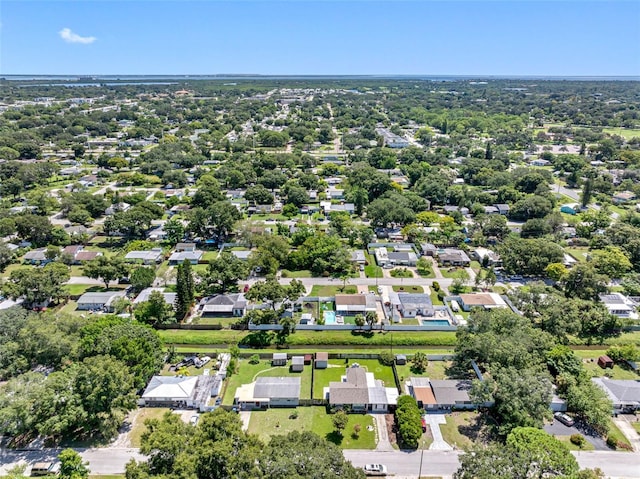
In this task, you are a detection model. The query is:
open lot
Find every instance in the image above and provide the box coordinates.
[247,406,376,449]
[309,284,357,296]
[128,407,170,447]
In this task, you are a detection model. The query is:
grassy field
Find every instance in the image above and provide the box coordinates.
[247,406,376,449]
[128,408,170,447]
[309,285,357,296]
[222,359,312,405]
[430,291,444,305]
[395,361,452,382]
[582,359,640,380]
[603,127,640,140]
[364,253,383,278]
[350,359,395,387]
[555,435,595,451]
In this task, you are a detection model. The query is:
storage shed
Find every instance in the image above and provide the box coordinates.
[598,355,614,369]
[315,352,328,369]
[291,356,304,372]
[272,353,287,366]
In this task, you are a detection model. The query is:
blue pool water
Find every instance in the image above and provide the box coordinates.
[421,320,451,326]
[324,311,337,324]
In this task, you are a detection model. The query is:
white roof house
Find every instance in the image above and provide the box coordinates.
[133,288,177,307]
[599,293,639,320]
[140,375,218,411]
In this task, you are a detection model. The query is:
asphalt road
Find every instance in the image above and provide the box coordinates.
[3,448,639,478]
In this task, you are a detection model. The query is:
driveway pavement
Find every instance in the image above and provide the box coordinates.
[372,413,393,451]
[614,415,640,452]
[423,414,452,451]
[544,420,608,451]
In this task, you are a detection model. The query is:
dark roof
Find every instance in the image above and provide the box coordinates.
[430,380,472,404]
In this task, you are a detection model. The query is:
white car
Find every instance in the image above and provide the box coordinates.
[363,464,387,476]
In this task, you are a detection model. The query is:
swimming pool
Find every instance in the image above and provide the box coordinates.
[324,311,337,324]
[421,320,451,327]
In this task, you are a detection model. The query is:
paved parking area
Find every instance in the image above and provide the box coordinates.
[544,420,608,450]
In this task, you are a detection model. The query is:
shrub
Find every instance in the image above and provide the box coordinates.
[379,351,395,366]
[395,395,423,449]
[432,281,441,291]
[570,434,586,447]
[249,354,260,364]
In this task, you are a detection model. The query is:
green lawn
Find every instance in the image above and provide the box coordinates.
[281,269,313,278]
[603,127,640,140]
[555,435,595,451]
[439,412,478,450]
[247,406,376,449]
[364,253,383,278]
[440,267,467,279]
[607,419,633,450]
[222,359,312,405]
[159,329,458,347]
[582,360,640,380]
[309,285,357,296]
[351,359,395,387]
[395,361,451,382]
[129,408,170,447]
[470,261,482,273]
[565,248,589,263]
[393,285,424,293]
[191,316,240,328]
[390,268,414,278]
[201,251,218,262]
[64,283,100,296]
[313,360,351,399]
[632,422,640,435]
[430,291,444,306]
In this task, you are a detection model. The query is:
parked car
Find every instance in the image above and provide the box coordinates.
[554,412,575,427]
[190,415,199,425]
[421,417,427,432]
[195,356,211,368]
[363,464,387,476]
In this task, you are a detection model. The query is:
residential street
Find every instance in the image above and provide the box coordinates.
[2,447,639,478]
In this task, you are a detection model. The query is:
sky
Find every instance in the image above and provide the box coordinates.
[1,1,639,76]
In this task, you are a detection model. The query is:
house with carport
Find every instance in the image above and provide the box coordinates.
[234,377,301,410]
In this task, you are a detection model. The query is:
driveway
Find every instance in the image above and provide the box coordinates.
[423,414,453,451]
[371,413,393,451]
[614,415,640,452]
[544,420,608,451]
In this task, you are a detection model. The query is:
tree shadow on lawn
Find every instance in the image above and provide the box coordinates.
[457,411,499,445]
[325,431,344,446]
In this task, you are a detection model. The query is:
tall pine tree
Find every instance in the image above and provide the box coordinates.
[175,260,194,321]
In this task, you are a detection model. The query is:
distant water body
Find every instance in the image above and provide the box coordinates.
[3,74,639,82]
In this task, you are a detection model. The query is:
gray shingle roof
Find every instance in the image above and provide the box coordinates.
[253,377,301,399]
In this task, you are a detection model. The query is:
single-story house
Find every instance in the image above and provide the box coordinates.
[457,293,508,311]
[388,251,418,266]
[315,352,328,369]
[408,377,480,410]
[133,288,177,307]
[437,249,471,267]
[374,248,390,266]
[613,191,636,205]
[76,291,126,312]
[140,375,218,411]
[291,356,304,372]
[105,202,130,216]
[472,248,502,267]
[530,158,551,167]
[592,378,640,413]
[494,204,510,215]
[125,248,164,265]
[397,293,434,318]
[335,294,377,315]
[168,250,203,265]
[199,293,247,317]
[235,377,301,410]
[421,243,438,257]
[272,353,287,366]
[327,365,399,413]
[147,225,168,241]
[23,248,48,264]
[483,206,500,215]
[351,250,366,264]
[599,293,638,320]
[175,243,197,252]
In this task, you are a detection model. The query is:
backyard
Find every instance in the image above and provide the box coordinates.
[222,359,313,405]
[247,406,376,449]
[582,359,640,380]
[312,359,395,399]
[395,360,452,382]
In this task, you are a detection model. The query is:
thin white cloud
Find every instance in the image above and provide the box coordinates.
[59,28,96,44]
